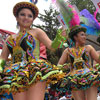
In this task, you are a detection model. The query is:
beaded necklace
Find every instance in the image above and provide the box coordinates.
[70,46,85,58]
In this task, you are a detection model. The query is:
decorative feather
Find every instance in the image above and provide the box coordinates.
[94,9,98,19]
[52,0,80,48]
[53,0,80,31]
[80,9,100,36]
[56,0,73,29]
[80,24,100,36]
[80,9,100,30]
[52,0,56,3]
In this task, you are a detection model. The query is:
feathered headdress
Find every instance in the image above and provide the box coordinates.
[52,0,80,31]
[80,9,100,36]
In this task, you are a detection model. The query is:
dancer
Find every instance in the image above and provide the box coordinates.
[0,1,65,100]
[93,51,100,100]
[53,25,100,100]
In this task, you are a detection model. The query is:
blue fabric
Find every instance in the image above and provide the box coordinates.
[1,93,13,100]
[81,24,100,36]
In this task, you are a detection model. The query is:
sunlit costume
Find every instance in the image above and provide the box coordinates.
[51,0,100,99]
[0,30,64,94]
[51,26,100,99]
[0,2,64,95]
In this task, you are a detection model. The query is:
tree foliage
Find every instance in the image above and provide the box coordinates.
[33,6,60,40]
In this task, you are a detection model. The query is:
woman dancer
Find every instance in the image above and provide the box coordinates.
[0,1,65,100]
[54,25,100,100]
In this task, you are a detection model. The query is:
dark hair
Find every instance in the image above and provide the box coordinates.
[97,36,100,43]
[68,25,86,42]
[16,7,35,17]
[69,32,78,42]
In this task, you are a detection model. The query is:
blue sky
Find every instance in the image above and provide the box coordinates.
[0,0,51,32]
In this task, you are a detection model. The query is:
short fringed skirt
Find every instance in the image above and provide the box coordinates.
[0,59,64,95]
[51,67,100,94]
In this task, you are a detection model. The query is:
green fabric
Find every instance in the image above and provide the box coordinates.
[0,59,6,72]
[51,29,66,49]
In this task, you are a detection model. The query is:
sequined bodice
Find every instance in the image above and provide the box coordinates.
[6,32,40,63]
[69,47,91,70]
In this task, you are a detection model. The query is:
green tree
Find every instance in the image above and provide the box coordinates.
[33,6,60,40]
[69,0,95,13]
[33,6,65,64]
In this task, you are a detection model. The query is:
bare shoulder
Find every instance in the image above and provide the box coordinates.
[85,45,93,49]
[85,45,95,52]
[29,28,45,38]
[31,28,45,34]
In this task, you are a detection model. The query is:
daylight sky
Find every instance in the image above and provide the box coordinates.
[0,0,52,32]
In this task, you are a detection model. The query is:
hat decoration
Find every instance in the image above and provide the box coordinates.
[13,2,39,19]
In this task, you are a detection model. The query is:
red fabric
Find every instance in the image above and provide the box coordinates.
[0,29,15,49]
[0,29,15,35]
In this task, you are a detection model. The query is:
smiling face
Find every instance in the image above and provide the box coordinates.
[74,31,86,45]
[16,8,34,29]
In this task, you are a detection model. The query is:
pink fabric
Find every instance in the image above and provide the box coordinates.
[68,5,80,27]
[39,43,47,59]
[0,29,15,35]
[94,9,98,19]
[52,0,56,3]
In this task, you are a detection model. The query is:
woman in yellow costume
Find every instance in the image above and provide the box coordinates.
[0,1,65,100]
[53,25,100,100]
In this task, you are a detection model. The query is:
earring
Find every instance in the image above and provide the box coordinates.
[16,22,19,29]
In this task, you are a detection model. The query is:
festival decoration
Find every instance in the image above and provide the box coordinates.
[91,0,100,13]
[30,0,38,4]
[80,9,100,36]
[52,0,56,3]
[52,0,80,30]
[51,0,80,48]
[80,9,100,30]
[52,0,100,37]
[57,13,68,29]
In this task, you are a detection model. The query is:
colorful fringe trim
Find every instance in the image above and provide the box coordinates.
[0,59,65,95]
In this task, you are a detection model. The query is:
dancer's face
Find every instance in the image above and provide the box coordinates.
[16,8,34,28]
[74,31,86,45]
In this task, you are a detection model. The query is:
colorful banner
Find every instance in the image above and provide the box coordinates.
[57,13,68,29]
[91,0,100,13]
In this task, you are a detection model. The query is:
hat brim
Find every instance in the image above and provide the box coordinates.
[69,26,87,39]
[13,2,39,19]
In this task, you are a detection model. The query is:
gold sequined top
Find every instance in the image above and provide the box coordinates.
[6,32,40,63]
